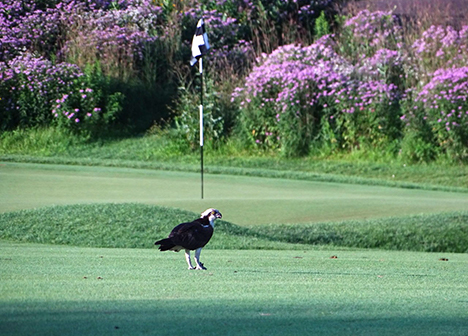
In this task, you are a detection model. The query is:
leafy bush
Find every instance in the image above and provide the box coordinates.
[234,8,468,161]
[404,67,468,161]
[0,53,83,130]
[0,54,124,135]
[412,25,468,75]
[51,67,125,137]
[172,82,224,150]
[1,0,468,161]
[234,10,406,156]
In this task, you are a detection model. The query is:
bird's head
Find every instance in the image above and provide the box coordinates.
[200,208,222,227]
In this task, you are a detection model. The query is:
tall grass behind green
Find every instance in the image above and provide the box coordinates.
[1,204,467,252]
[0,128,80,155]
[2,129,468,190]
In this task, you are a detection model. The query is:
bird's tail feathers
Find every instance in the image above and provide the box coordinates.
[154,238,176,251]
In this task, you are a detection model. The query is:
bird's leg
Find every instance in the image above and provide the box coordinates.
[185,249,195,270]
[194,248,206,270]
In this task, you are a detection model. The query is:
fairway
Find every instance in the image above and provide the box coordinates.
[1,162,468,335]
[1,162,467,226]
[1,241,467,336]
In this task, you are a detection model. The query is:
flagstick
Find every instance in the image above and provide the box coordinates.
[199,57,204,200]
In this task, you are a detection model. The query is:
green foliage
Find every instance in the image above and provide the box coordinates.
[400,130,438,163]
[339,98,403,151]
[2,1,468,162]
[171,72,241,150]
[172,80,224,150]
[52,63,125,137]
[314,10,330,39]
[0,55,83,130]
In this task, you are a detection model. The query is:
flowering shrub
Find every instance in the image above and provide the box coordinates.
[404,67,468,160]
[234,26,404,156]
[412,25,468,74]
[182,6,255,79]
[399,24,468,161]
[335,80,402,151]
[233,39,350,155]
[1,0,467,161]
[0,53,82,129]
[1,0,339,135]
[233,8,468,161]
[51,85,124,136]
[0,0,164,131]
[338,9,403,60]
[0,0,62,61]
[60,0,163,80]
[0,53,123,134]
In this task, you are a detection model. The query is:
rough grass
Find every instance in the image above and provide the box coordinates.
[1,204,467,252]
[0,204,294,250]
[250,212,468,253]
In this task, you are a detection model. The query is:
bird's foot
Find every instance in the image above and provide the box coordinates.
[195,263,207,270]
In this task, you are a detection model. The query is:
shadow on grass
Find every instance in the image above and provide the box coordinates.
[1,300,467,336]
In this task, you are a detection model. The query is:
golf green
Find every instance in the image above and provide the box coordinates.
[1,162,467,225]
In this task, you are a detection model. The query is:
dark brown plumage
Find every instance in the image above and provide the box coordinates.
[154,208,222,270]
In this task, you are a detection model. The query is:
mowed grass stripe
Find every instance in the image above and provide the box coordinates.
[1,162,468,226]
[1,241,467,336]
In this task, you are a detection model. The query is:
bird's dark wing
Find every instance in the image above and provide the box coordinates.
[168,220,213,250]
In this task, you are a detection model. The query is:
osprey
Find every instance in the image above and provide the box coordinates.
[154,208,222,270]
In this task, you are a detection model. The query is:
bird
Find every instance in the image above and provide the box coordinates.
[154,208,222,270]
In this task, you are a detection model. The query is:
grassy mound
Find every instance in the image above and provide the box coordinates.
[0,204,467,252]
[0,204,293,250]
[251,212,468,253]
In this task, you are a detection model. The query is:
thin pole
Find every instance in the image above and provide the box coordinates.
[199,58,204,199]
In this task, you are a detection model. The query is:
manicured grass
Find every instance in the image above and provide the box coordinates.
[2,130,468,190]
[1,241,467,336]
[2,131,467,335]
[1,203,467,252]
[2,162,468,227]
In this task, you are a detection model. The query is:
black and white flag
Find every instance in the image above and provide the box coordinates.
[190,18,210,66]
